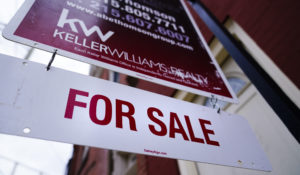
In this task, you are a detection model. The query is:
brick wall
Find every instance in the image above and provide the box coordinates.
[137,155,180,175]
[189,0,300,88]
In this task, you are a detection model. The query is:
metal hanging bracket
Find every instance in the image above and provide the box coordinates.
[210,95,221,114]
[46,49,57,71]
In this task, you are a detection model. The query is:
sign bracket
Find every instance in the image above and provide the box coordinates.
[46,49,57,71]
[210,95,221,114]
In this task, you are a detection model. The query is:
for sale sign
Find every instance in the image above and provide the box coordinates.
[3,0,238,103]
[0,54,271,171]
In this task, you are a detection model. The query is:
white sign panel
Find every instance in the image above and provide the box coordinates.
[0,54,271,171]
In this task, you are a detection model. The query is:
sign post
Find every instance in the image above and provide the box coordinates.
[3,0,238,103]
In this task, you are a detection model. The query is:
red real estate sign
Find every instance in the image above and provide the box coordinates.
[3,0,237,103]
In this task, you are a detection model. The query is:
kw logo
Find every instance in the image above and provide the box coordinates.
[57,8,114,42]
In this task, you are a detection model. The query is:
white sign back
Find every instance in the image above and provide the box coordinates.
[0,54,271,171]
